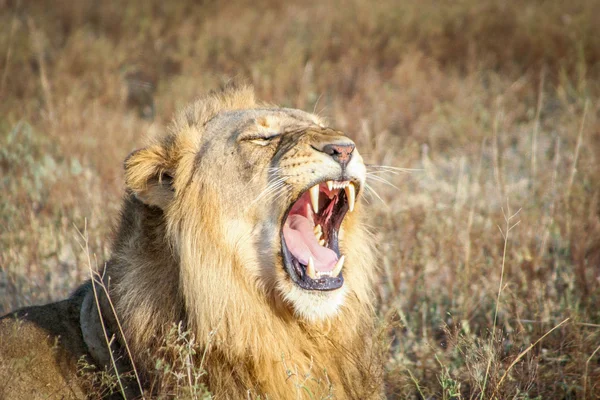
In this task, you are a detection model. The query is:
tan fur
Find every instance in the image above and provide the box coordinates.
[0,85,383,399]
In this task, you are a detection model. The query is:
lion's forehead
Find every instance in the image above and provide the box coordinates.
[205,108,323,141]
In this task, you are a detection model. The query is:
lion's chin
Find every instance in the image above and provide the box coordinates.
[281,283,348,322]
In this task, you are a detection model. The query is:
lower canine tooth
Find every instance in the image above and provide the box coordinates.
[319,239,325,246]
[344,182,356,212]
[314,225,322,240]
[306,257,317,279]
[309,185,320,213]
[331,255,345,277]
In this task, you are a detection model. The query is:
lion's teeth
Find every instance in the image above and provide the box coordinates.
[332,181,349,189]
[314,226,323,241]
[327,180,333,191]
[314,224,322,235]
[331,255,345,277]
[309,184,320,214]
[319,239,325,246]
[306,256,317,279]
[344,182,356,212]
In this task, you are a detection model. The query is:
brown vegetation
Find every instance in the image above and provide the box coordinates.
[1,0,599,398]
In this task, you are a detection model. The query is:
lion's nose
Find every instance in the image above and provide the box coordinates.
[314,142,355,168]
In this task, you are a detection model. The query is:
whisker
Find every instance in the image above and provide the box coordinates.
[312,93,324,115]
[366,174,401,191]
[250,178,287,205]
[366,169,401,176]
[247,169,266,184]
[245,166,283,190]
[259,181,286,199]
[364,183,387,206]
[271,186,292,203]
[366,164,422,172]
[262,180,291,201]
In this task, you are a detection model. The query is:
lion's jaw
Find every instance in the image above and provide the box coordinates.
[275,144,368,322]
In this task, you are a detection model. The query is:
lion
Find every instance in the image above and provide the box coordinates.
[0,85,383,399]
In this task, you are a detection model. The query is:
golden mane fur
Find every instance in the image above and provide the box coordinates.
[0,85,383,399]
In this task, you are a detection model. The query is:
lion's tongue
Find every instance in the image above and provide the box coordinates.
[283,214,338,272]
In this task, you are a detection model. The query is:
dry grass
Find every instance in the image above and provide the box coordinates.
[1,0,599,398]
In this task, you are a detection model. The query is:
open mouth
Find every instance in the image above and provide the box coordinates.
[281,180,357,291]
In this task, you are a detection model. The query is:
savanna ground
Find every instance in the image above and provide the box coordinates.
[1,0,599,398]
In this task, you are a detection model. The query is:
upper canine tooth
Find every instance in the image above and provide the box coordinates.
[306,256,317,279]
[331,255,345,277]
[309,185,320,213]
[344,182,356,212]
[327,180,333,191]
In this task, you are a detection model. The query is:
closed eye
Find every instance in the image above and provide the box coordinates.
[246,133,281,146]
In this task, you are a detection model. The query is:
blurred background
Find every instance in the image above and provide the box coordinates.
[1,0,599,398]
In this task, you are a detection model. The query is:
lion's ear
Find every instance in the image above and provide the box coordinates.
[124,146,174,209]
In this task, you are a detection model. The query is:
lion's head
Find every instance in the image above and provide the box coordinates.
[123,85,374,323]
